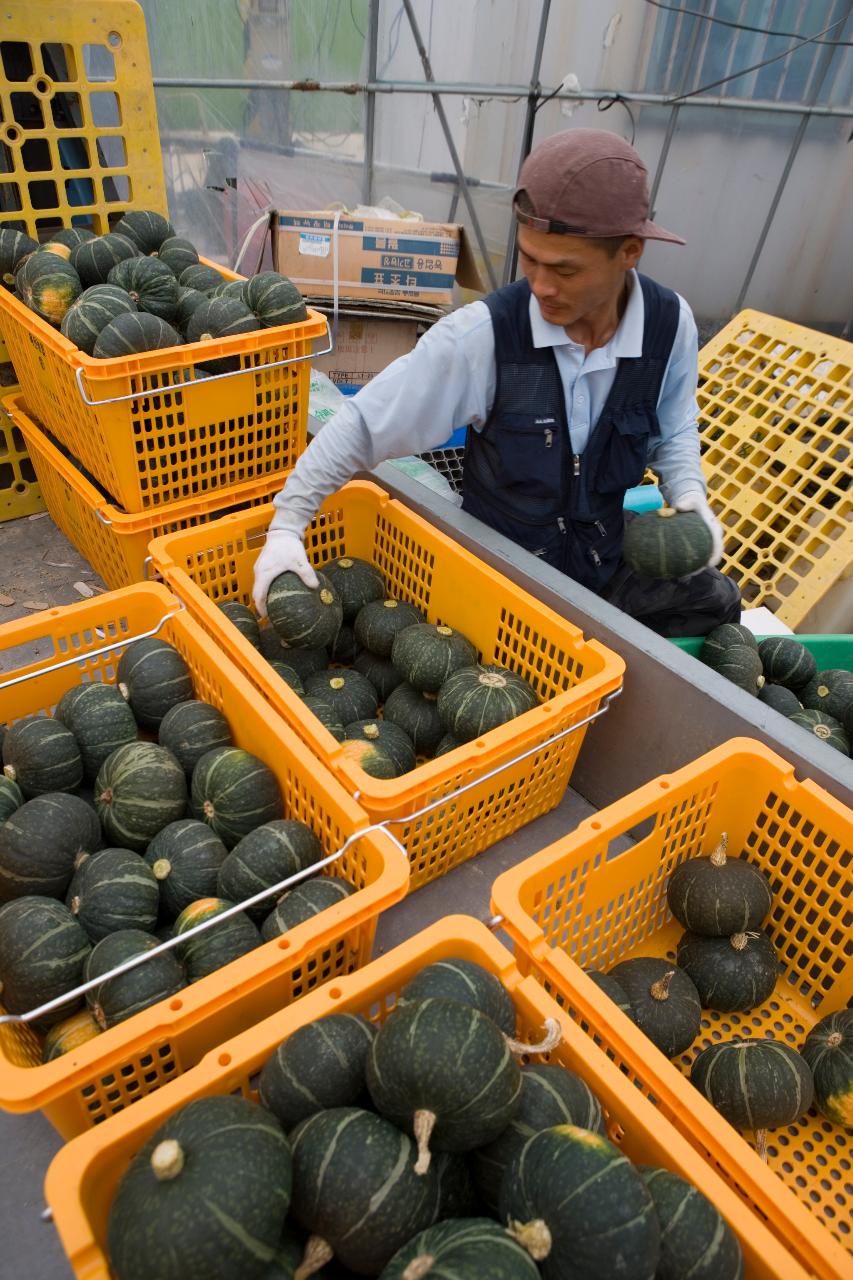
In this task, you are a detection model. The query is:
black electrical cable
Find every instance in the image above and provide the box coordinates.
[641,0,853,47]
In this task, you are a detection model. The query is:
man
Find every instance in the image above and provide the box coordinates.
[253,128,740,636]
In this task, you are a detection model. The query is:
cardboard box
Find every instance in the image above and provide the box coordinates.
[273,210,484,305]
[309,298,442,391]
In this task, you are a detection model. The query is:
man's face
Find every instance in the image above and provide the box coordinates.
[516,225,644,328]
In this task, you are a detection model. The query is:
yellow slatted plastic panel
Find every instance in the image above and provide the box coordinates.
[697,311,852,629]
[0,358,43,521]
[0,1,167,239]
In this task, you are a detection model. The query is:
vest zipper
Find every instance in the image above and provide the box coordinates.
[544,428,554,448]
[557,517,566,534]
[573,453,581,476]
[595,520,607,536]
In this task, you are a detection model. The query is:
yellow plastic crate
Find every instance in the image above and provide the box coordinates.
[0,1,167,239]
[697,311,853,628]
[45,919,810,1280]
[0,376,44,522]
[492,738,853,1280]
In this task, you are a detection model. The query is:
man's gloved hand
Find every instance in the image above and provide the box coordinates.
[252,529,318,617]
[673,490,724,567]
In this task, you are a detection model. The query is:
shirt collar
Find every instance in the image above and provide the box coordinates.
[528,268,644,359]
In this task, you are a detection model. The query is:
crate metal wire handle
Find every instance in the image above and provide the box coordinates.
[73,320,333,408]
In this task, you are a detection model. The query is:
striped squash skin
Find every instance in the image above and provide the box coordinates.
[352,650,406,701]
[400,957,516,1036]
[0,776,23,824]
[190,747,283,848]
[435,732,463,757]
[114,210,175,254]
[392,624,478,695]
[217,600,261,649]
[675,930,778,1012]
[107,1095,291,1280]
[60,284,138,354]
[301,696,345,742]
[107,256,179,322]
[217,819,321,923]
[381,1217,541,1280]
[800,668,853,723]
[622,509,713,580]
[640,1167,744,1280]
[0,897,91,1029]
[2,715,83,798]
[258,630,327,675]
[788,708,850,754]
[366,997,522,1155]
[0,793,102,902]
[328,622,359,666]
[261,876,354,942]
[158,700,232,775]
[473,1064,605,1215]
[354,597,426,658]
[0,228,38,287]
[55,681,138,780]
[156,236,199,277]
[700,623,758,667]
[66,847,160,942]
[259,1012,376,1128]
[49,228,96,252]
[304,670,378,725]
[437,664,539,742]
[179,262,225,293]
[344,720,416,775]
[383,684,444,756]
[41,1008,102,1063]
[242,271,307,327]
[801,1009,853,1128]
[211,279,248,302]
[499,1126,661,1280]
[71,233,139,287]
[116,638,194,732]
[17,252,82,324]
[758,683,801,715]
[584,969,635,1020]
[93,311,182,359]
[320,557,385,623]
[690,1038,814,1130]
[666,848,772,937]
[757,636,816,691]
[175,286,208,329]
[289,1107,447,1275]
[144,819,228,919]
[174,897,261,982]
[95,742,188,851]
[85,928,185,1029]
[267,571,343,650]
[607,958,701,1057]
[268,660,305,696]
[186,297,257,343]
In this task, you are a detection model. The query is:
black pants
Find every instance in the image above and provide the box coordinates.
[602,562,741,637]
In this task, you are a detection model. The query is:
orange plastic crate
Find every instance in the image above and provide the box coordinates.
[149,482,625,889]
[491,738,853,1280]
[6,393,288,590]
[44,917,808,1280]
[0,583,408,1139]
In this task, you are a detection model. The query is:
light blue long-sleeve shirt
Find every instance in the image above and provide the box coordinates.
[273,269,707,536]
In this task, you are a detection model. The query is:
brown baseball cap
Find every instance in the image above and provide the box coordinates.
[514,128,685,245]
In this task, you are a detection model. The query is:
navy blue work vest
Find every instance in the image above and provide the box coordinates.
[461,274,680,593]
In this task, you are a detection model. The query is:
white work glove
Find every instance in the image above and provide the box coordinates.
[673,491,724,567]
[252,529,318,617]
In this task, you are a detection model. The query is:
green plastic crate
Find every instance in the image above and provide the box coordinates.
[671,634,852,669]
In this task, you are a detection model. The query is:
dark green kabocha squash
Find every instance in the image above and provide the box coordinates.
[179,262,225,293]
[353,651,406,702]
[144,820,228,919]
[328,622,360,665]
[2,715,83,798]
[174,898,261,982]
[606,957,701,1056]
[399,957,516,1035]
[344,720,416,776]
[155,236,199,277]
[242,271,308,326]
[116,637,194,731]
[676,930,778,1012]
[337,737,399,780]
[584,969,636,1021]
[287,1106,450,1275]
[383,683,444,756]
[92,311,182,359]
[95,742,188,851]
[157,700,232,775]
[41,1008,102,1064]
[473,1063,605,1214]
[268,659,305,696]
[185,297,258,373]
[85,928,185,1029]
[381,1217,541,1280]
[107,255,179,322]
[261,876,354,942]
[366,996,522,1172]
[788,708,850,754]
[258,628,327,674]
[666,834,773,936]
[267,571,343,649]
[0,793,102,902]
[691,1038,814,1133]
[55,681,138,780]
[66,847,160,942]
[217,819,321,923]
[72,232,139,287]
[304,670,379,724]
[259,1012,376,1128]
[320,556,385,621]
[799,669,853,722]
[107,1095,292,1280]
[700,624,763,694]
[622,508,713,579]
[190,747,283,848]
[0,776,22,825]
[758,683,802,715]
[0,227,38,288]
[175,285,208,330]
[498,1125,661,1280]
[757,636,816,691]
[114,209,176,254]
[301,696,346,742]
[354,597,425,657]
[800,1009,853,1129]
[0,896,91,1030]
[435,733,463,757]
[392,623,477,693]
[60,284,138,355]
[217,600,261,648]
[640,1166,744,1280]
[16,250,82,323]
[437,664,539,741]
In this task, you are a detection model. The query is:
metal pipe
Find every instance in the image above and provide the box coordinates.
[502,0,552,286]
[649,7,706,212]
[733,2,851,314]
[400,0,499,292]
[362,0,380,204]
[151,77,853,117]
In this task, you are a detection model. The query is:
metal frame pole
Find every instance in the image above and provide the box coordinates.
[501,0,552,286]
[648,8,706,212]
[362,0,380,203]
[400,0,498,291]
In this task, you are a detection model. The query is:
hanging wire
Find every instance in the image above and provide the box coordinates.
[596,93,637,145]
[641,0,853,47]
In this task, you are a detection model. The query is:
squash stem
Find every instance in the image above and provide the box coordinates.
[294,1236,335,1280]
[403,1258,436,1280]
[650,971,675,1002]
[507,1217,553,1261]
[709,833,729,867]
[505,1018,562,1057]
[150,1139,184,1181]
[756,1129,768,1162]
[413,1109,436,1175]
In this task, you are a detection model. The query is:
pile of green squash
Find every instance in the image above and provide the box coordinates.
[105,955,750,1280]
[0,211,307,359]
[0,637,349,1062]
[586,832,853,1151]
[219,556,541,780]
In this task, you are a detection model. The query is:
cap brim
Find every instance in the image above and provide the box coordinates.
[640,218,686,245]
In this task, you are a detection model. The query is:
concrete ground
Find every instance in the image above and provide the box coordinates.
[0,512,106,633]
